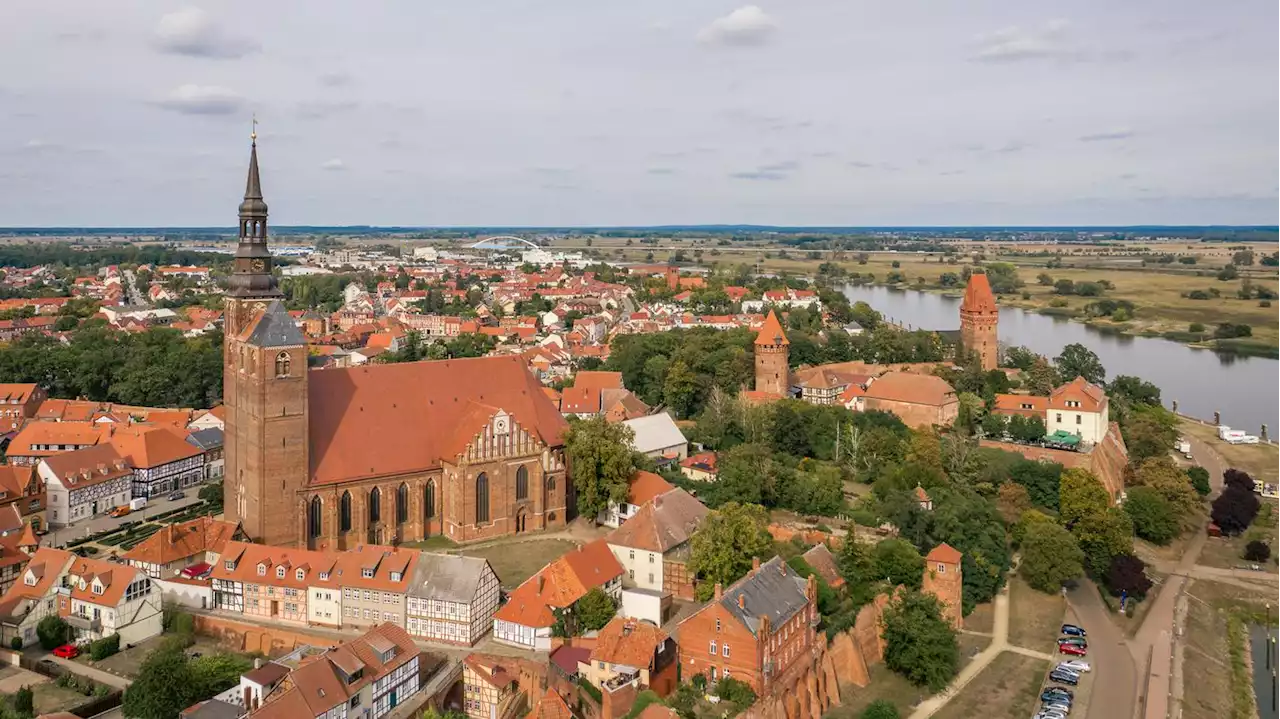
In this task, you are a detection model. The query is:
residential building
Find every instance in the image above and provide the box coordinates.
[606,488,707,600]
[39,445,134,529]
[992,394,1049,420]
[60,556,163,645]
[187,428,226,480]
[247,623,423,719]
[1047,377,1110,445]
[598,471,673,529]
[793,367,870,406]
[122,517,245,579]
[801,543,844,590]
[621,414,687,466]
[405,553,500,646]
[187,406,226,432]
[677,556,819,695]
[679,452,718,482]
[0,465,45,520]
[0,522,39,595]
[922,543,964,629]
[211,541,338,625]
[110,425,206,499]
[526,688,578,719]
[5,422,111,466]
[334,544,417,632]
[579,617,677,697]
[858,372,959,428]
[462,654,523,719]
[0,547,74,647]
[492,539,623,650]
[0,383,46,434]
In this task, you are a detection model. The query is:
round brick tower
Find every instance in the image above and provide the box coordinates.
[959,273,999,370]
[754,310,790,396]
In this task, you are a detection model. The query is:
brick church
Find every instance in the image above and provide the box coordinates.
[221,136,570,551]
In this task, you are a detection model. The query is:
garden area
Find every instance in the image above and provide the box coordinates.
[66,496,224,555]
[933,652,1048,719]
[459,538,581,587]
[1005,577,1065,652]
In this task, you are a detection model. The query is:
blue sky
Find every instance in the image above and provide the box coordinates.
[0,1,1275,226]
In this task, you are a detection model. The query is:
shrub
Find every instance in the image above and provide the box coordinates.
[715,677,757,707]
[1187,467,1211,496]
[1210,487,1260,536]
[9,636,22,650]
[90,634,121,661]
[1243,541,1271,562]
[861,700,902,719]
[13,685,33,717]
[37,615,70,650]
[1188,322,1205,333]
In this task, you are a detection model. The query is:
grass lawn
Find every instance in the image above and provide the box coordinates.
[822,665,928,719]
[400,535,459,551]
[459,538,580,587]
[934,652,1049,719]
[958,633,991,670]
[1181,421,1280,485]
[91,636,235,678]
[32,682,89,716]
[1180,580,1277,719]
[963,601,995,635]
[1198,500,1279,574]
[1006,577,1065,653]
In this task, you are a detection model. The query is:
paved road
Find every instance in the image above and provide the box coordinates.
[44,493,208,551]
[122,269,147,306]
[1067,579,1139,719]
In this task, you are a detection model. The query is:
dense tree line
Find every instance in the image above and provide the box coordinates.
[0,243,232,271]
[0,324,223,408]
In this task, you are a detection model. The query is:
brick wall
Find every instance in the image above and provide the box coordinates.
[192,613,335,656]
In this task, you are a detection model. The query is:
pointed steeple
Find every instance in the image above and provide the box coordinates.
[227,123,280,300]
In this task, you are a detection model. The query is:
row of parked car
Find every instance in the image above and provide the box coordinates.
[1034,624,1090,719]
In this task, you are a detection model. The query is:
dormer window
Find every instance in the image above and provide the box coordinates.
[276,567,286,579]
[319,572,329,581]
[362,568,374,579]
[224,560,235,571]
[295,569,305,581]
[257,564,267,576]
[390,572,401,582]
[23,573,35,586]
[93,582,104,595]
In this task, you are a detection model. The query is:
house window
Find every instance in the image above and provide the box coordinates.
[515,466,528,501]
[628,570,635,580]
[709,640,717,655]
[276,567,285,578]
[475,473,489,524]
[723,644,730,658]
[629,550,635,560]
[649,553,655,564]
[1056,413,1063,423]
[363,568,374,579]
[1076,415,1082,425]
[937,563,945,573]
[296,569,305,581]
[369,486,381,523]
[340,492,352,532]
[257,564,266,576]
[547,476,556,491]
[715,619,721,632]
[424,479,436,519]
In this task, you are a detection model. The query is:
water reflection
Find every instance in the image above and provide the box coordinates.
[841,283,1279,432]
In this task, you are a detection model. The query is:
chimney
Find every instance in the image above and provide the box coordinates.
[243,686,251,709]
[536,574,544,593]
[254,657,263,669]
[713,583,723,600]
[752,556,760,574]
[737,594,745,610]
[780,563,787,577]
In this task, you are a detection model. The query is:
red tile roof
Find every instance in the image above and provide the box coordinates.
[589,616,669,668]
[863,372,957,407]
[960,273,997,313]
[109,425,202,469]
[1048,377,1107,412]
[626,471,674,506]
[493,539,622,628]
[926,542,962,565]
[121,517,242,567]
[754,310,789,346]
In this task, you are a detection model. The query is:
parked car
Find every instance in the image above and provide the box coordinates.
[168,491,186,501]
[1060,624,1087,637]
[1058,660,1091,673]
[1043,700,1072,714]
[1041,687,1073,701]
[110,506,131,518]
[1049,670,1079,686]
[1058,644,1088,657]
[1058,637,1088,649]
[1036,711,1067,719]
[52,644,80,659]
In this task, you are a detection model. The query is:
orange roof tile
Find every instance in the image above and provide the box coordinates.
[493,539,623,628]
[863,372,957,407]
[993,394,1049,415]
[1048,377,1107,412]
[121,517,242,567]
[626,471,674,505]
[926,542,963,565]
[7,422,110,458]
[960,274,997,313]
[754,310,789,346]
[589,616,669,668]
[109,425,202,469]
[527,688,576,719]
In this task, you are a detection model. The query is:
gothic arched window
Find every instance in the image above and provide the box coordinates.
[369,487,381,523]
[275,351,291,377]
[308,497,322,538]
[475,473,489,524]
[516,466,528,501]
[396,484,408,524]
[546,475,556,491]
[339,492,352,532]
[425,479,437,519]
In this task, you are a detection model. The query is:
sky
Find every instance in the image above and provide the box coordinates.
[0,1,1276,227]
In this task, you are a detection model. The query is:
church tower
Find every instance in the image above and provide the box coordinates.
[959,273,999,371]
[222,131,311,547]
[754,310,790,397]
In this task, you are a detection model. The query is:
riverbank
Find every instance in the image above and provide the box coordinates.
[857,279,1279,358]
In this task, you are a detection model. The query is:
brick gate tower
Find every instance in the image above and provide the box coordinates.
[923,542,964,629]
[754,310,790,397]
[222,130,311,547]
[959,273,999,370]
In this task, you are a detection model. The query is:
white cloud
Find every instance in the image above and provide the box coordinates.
[318,72,352,87]
[697,6,778,47]
[321,158,346,171]
[154,85,244,115]
[973,19,1078,63]
[1079,129,1135,142]
[154,7,259,59]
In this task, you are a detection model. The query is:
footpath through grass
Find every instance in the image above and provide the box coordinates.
[934,652,1048,719]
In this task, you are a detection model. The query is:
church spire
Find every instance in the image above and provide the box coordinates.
[244,125,263,202]
[227,123,280,299]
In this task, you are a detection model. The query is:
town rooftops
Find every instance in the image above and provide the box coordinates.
[493,539,622,628]
[0,383,39,404]
[121,517,242,567]
[185,427,225,452]
[109,425,202,469]
[621,414,687,455]
[0,547,73,620]
[332,544,417,592]
[573,371,624,390]
[211,541,339,589]
[713,556,811,638]
[626,471,674,506]
[680,451,717,474]
[754,310,789,346]
[801,543,844,589]
[8,422,111,458]
[65,555,145,607]
[993,394,1049,415]
[406,552,494,604]
[527,687,577,719]
[606,488,707,554]
[589,616,669,668]
[0,465,36,500]
[39,444,132,488]
[1048,377,1107,412]
[863,372,957,407]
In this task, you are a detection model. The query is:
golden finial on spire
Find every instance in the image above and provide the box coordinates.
[251,114,258,142]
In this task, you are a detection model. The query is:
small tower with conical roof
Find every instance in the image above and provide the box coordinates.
[754,310,790,396]
[959,273,999,370]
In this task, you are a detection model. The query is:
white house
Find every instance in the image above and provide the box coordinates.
[1046,377,1110,446]
[63,556,163,646]
[405,553,501,646]
[39,445,134,529]
[622,413,688,465]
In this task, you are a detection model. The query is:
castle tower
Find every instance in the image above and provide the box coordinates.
[959,273,999,371]
[754,310,790,397]
[222,131,311,547]
[922,542,964,629]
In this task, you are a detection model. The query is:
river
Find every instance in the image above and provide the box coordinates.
[840,284,1280,433]
[1251,624,1278,719]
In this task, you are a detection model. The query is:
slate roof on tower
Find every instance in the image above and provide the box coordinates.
[960,274,998,313]
[307,355,568,485]
[754,310,789,346]
[240,300,307,347]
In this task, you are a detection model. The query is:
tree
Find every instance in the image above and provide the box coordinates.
[1131,457,1199,520]
[1105,554,1153,598]
[1054,343,1105,384]
[689,502,774,600]
[1107,375,1161,409]
[1223,468,1256,494]
[837,538,877,607]
[122,642,196,719]
[1012,509,1056,547]
[662,359,699,419]
[36,615,69,650]
[860,700,902,719]
[881,590,960,691]
[980,412,1007,439]
[1232,250,1255,266]
[564,417,636,521]
[1020,522,1085,592]
[1210,487,1260,536]
[1073,509,1134,577]
[1121,406,1179,464]
[1123,487,1179,545]
[1059,468,1110,527]
[1187,466,1211,497]
[1243,541,1271,562]
[714,443,775,506]
[198,481,222,504]
[714,677,757,707]
[871,538,925,591]
[1007,414,1047,443]
[574,588,618,632]
[12,686,33,719]
[996,482,1032,524]
[1024,358,1059,396]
